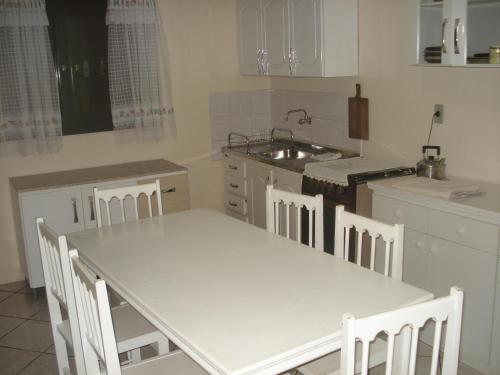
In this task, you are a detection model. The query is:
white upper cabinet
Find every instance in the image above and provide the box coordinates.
[237,0,358,77]
[411,0,500,67]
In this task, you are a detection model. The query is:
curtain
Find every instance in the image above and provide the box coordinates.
[106,0,175,142]
[0,0,62,156]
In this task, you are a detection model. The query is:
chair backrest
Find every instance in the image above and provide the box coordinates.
[341,287,464,375]
[266,185,324,251]
[334,205,404,280]
[94,180,162,227]
[36,218,86,375]
[69,249,122,375]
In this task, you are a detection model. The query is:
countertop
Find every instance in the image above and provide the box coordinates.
[368,175,500,225]
[10,159,187,193]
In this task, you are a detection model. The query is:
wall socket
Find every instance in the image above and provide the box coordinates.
[434,104,444,124]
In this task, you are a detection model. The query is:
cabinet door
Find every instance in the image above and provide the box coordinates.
[247,162,272,229]
[427,236,496,365]
[402,229,428,290]
[19,188,85,288]
[237,0,262,75]
[289,0,322,76]
[262,0,290,75]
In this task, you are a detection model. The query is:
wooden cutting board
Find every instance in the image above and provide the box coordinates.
[348,84,369,140]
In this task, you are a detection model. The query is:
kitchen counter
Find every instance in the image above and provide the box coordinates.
[10,159,187,193]
[368,175,500,225]
[223,140,359,174]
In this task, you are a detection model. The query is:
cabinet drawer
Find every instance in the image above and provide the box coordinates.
[372,194,428,232]
[225,193,247,216]
[225,175,247,197]
[224,156,246,178]
[428,210,498,255]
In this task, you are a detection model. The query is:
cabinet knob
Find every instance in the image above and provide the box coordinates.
[456,226,465,235]
[416,241,425,250]
[430,246,438,254]
[394,209,403,217]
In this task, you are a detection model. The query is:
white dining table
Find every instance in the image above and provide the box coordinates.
[66,208,432,375]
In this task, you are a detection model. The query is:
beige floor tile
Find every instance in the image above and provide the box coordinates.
[0,281,28,293]
[0,347,39,375]
[44,343,74,357]
[0,320,53,352]
[30,305,50,322]
[0,293,45,319]
[0,316,25,339]
[18,353,76,375]
[0,292,12,303]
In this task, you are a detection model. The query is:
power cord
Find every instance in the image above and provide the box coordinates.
[426,111,440,145]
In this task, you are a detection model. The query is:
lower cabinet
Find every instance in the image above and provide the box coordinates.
[12,162,189,290]
[372,193,500,375]
[224,153,302,230]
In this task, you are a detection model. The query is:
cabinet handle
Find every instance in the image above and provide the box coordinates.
[161,187,176,194]
[229,165,238,170]
[257,49,263,75]
[266,176,270,183]
[228,201,238,207]
[430,246,438,254]
[454,18,461,55]
[288,48,297,76]
[71,198,79,223]
[229,183,239,189]
[394,209,403,217]
[416,241,425,250]
[456,226,465,235]
[441,18,448,54]
[262,49,269,75]
[88,196,95,221]
[274,178,278,184]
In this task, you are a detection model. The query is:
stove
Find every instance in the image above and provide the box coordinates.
[302,166,416,255]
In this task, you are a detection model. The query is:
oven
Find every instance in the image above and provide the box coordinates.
[301,168,415,255]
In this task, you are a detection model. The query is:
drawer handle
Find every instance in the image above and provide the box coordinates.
[229,165,238,170]
[71,198,79,223]
[161,187,176,194]
[88,196,95,221]
[416,241,425,250]
[430,246,438,254]
[456,226,465,235]
[228,201,239,207]
[229,183,239,189]
[394,209,403,217]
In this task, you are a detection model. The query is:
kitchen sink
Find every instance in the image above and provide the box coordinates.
[259,148,312,160]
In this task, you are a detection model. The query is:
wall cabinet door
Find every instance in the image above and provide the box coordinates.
[427,236,497,366]
[20,188,86,288]
[289,0,323,76]
[262,0,290,75]
[247,162,272,229]
[411,0,500,67]
[238,0,262,75]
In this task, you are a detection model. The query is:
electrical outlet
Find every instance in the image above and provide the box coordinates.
[434,104,444,124]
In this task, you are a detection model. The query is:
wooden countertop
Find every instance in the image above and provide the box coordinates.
[10,159,187,193]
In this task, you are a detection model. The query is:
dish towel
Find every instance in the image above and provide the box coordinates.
[394,177,483,200]
[303,157,403,186]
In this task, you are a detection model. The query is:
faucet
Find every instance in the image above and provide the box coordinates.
[285,109,312,125]
[228,132,250,155]
[271,127,294,149]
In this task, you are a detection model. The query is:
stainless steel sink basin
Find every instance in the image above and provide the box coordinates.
[259,148,312,160]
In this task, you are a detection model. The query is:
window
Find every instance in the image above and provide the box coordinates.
[46,0,112,136]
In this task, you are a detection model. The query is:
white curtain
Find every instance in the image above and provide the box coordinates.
[0,0,62,156]
[106,0,175,142]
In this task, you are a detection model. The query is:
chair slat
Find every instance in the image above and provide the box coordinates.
[384,241,391,277]
[356,230,363,266]
[344,228,350,261]
[385,334,395,375]
[369,235,376,271]
[409,326,420,375]
[430,321,443,375]
[297,205,302,242]
[285,203,290,239]
[308,210,313,247]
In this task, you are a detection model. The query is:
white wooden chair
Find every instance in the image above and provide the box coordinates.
[37,218,170,374]
[266,185,324,251]
[94,180,162,227]
[334,205,404,280]
[341,287,464,375]
[299,206,405,375]
[69,249,208,375]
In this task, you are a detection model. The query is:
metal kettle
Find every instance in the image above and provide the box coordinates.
[416,146,446,180]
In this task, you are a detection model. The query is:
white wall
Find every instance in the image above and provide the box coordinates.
[0,0,271,284]
[272,0,500,182]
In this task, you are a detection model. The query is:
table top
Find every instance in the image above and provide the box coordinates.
[67,208,432,375]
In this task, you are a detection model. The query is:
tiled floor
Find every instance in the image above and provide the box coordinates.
[0,280,487,375]
[0,280,66,375]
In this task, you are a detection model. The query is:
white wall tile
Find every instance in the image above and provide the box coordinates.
[209,92,231,117]
[210,116,231,141]
[230,91,253,115]
[230,115,252,134]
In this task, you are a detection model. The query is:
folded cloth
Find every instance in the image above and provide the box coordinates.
[304,157,403,186]
[394,177,483,200]
[310,152,343,162]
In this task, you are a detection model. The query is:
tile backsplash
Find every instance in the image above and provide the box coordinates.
[209,89,361,160]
